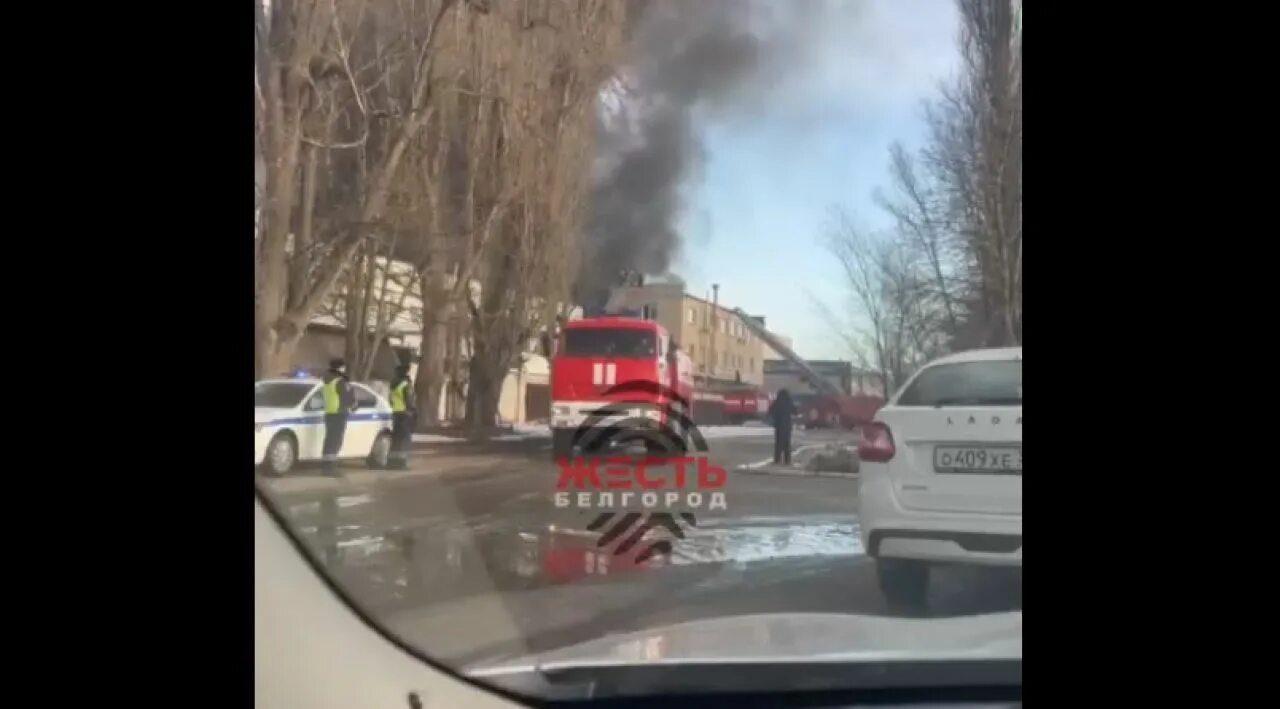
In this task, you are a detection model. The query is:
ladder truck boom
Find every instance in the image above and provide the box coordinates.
[731,308,841,397]
[732,307,883,428]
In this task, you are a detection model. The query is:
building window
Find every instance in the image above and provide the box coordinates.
[687,307,696,324]
[749,357,754,371]
[689,344,695,356]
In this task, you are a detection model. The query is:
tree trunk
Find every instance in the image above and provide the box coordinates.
[412,259,453,424]
[464,348,503,437]
[446,313,467,421]
[344,270,361,370]
[412,354,444,428]
[258,327,306,379]
[414,272,449,428]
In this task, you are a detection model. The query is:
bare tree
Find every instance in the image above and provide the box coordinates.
[874,143,962,335]
[257,0,630,438]
[922,0,1022,348]
[823,210,925,391]
[254,0,467,378]
[823,0,1021,376]
[449,0,626,434]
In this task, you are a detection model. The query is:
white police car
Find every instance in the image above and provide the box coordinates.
[255,377,396,475]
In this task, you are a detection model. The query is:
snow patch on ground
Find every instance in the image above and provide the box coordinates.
[510,423,551,437]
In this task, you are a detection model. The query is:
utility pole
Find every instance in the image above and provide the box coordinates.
[710,283,720,381]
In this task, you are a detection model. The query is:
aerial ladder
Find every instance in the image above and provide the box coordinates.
[732,308,883,428]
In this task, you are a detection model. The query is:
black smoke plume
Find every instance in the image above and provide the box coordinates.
[577,0,856,310]
[578,0,762,309]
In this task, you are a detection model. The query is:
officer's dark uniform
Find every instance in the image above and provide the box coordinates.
[321,359,355,473]
[768,388,796,465]
[388,365,416,469]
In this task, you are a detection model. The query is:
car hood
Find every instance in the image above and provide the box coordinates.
[469,611,1021,676]
[255,407,300,424]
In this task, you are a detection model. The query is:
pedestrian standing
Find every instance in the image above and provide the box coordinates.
[321,358,356,474]
[768,388,796,465]
[388,363,416,469]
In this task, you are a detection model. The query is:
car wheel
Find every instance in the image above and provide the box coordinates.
[366,432,392,469]
[876,558,930,614]
[262,433,297,477]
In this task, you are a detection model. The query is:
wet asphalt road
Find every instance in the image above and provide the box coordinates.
[257,426,1021,667]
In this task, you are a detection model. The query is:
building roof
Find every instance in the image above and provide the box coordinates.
[763,359,881,379]
[610,282,762,322]
[563,316,666,331]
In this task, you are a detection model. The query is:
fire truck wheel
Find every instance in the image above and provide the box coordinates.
[656,429,687,455]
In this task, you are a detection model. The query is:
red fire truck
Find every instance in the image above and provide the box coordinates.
[550,317,695,460]
[722,388,770,425]
[733,308,885,429]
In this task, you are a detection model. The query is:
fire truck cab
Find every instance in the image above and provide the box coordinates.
[550,317,695,460]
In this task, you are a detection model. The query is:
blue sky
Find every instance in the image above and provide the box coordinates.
[672,0,960,360]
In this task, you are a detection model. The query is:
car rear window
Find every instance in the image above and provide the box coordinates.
[896,360,1022,407]
[562,328,657,358]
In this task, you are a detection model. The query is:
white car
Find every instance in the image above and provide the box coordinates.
[857,347,1022,611]
[255,378,395,475]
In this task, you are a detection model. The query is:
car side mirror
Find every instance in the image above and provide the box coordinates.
[305,397,324,412]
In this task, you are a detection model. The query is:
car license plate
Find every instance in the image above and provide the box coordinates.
[933,446,1022,474]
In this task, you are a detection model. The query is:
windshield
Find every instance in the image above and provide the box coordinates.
[562,328,657,358]
[254,382,313,409]
[896,360,1023,407]
[255,0,1021,702]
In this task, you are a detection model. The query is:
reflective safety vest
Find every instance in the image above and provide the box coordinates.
[390,380,410,413]
[323,378,344,414]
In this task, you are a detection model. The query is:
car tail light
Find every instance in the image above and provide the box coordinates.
[858,422,896,462]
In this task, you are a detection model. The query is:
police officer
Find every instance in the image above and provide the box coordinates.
[767,388,796,465]
[321,358,356,474]
[388,363,416,469]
